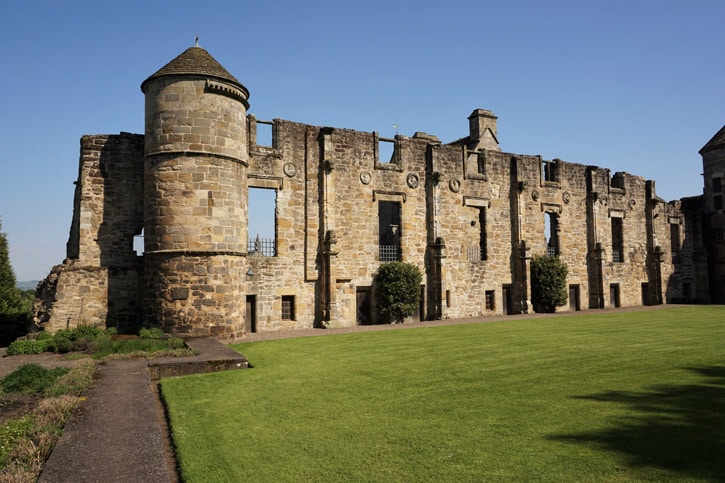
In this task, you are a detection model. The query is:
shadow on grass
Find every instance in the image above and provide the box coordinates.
[550,367,725,480]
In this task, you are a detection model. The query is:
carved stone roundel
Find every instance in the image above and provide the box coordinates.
[562,191,571,204]
[360,171,371,185]
[449,178,461,193]
[283,162,297,177]
[531,189,540,201]
[407,173,419,189]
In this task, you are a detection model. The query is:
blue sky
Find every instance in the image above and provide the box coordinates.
[0,0,722,281]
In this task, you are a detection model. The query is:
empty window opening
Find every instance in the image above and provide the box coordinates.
[611,172,626,190]
[485,290,495,311]
[542,159,559,183]
[133,229,144,256]
[715,194,723,211]
[248,187,276,257]
[670,223,680,260]
[379,201,401,261]
[255,120,273,147]
[468,208,488,261]
[377,137,396,164]
[446,290,451,308]
[611,217,624,263]
[281,295,295,321]
[545,212,560,257]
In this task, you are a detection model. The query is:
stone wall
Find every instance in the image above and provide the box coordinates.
[36,110,706,338]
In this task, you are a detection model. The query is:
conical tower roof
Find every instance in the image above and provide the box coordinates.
[141,45,248,98]
[700,125,725,155]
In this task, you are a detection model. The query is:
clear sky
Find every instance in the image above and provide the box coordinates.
[0,0,722,282]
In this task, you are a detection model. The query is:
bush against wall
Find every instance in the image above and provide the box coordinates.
[374,262,422,323]
[530,255,568,313]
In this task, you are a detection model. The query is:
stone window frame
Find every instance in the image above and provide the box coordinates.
[373,132,403,172]
[609,209,626,263]
[541,158,562,188]
[281,295,295,321]
[247,176,283,258]
[541,203,563,257]
[464,197,491,262]
[463,146,488,181]
[248,115,279,156]
[484,290,495,311]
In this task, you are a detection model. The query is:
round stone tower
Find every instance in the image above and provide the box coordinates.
[140,44,250,339]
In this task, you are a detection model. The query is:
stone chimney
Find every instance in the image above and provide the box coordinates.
[468,109,500,151]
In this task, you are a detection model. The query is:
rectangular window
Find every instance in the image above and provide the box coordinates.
[248,187,277,257]
[542,159,559,183]
[611,217,624,263]
[468,207,488,261]
[714,194,723,211]
[281,295,295,321]
[379,201,402,261]
[713,177,722,193]
[485,290,495,311]
[670,223,680,260]
[545,212,560,256]
[377,136,397,164]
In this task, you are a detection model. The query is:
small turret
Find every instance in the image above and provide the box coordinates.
[141,43,250,340]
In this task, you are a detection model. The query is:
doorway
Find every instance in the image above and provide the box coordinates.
[245,295,257,333]
[610,283,621,308]
[356,287,372,325]
[568,285,580,311]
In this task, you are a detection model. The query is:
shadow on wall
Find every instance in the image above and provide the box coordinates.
[549,366,725,481]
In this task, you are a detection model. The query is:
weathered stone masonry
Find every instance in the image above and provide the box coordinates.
[34,45,724,340]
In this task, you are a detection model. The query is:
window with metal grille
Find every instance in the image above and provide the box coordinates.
[281,295,295,321]
[379,201,401,261]
[379,245,400,262]
[485,290,495,311]
[611,217,624,263]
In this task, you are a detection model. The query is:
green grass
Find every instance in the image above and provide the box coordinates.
[160,306,725,482]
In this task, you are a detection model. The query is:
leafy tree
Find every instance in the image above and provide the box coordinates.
[0,218,31,345]
[374,262,423,323]
[530,254,568,313]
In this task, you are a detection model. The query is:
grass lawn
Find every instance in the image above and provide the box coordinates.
[160,306,725,482]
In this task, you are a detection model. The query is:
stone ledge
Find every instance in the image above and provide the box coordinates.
[147,337,248,380]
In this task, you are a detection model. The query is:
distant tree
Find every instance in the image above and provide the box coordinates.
[530,254,568,313]
[0,218,31,345]
[374,262,423,323]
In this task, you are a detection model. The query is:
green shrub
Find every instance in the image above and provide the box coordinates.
[35,331,53,341]
[0,364,69,394]
[530,254,568,313]
[139,327,165,339]
[374,262,423,323]
[6,340,48,355]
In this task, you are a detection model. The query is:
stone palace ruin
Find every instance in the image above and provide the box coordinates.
[33,44,725,340]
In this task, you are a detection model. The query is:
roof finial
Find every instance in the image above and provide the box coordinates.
[195,35,199,47]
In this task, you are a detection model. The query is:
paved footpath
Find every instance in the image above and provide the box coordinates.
[38,359,174,483]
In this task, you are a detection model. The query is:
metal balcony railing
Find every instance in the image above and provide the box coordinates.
[248,237,276,257]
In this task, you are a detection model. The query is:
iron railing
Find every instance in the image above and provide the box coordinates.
[248,237,276,257]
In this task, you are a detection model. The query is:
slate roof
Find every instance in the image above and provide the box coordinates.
[700,125,725,154]
[141,45,247,96]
